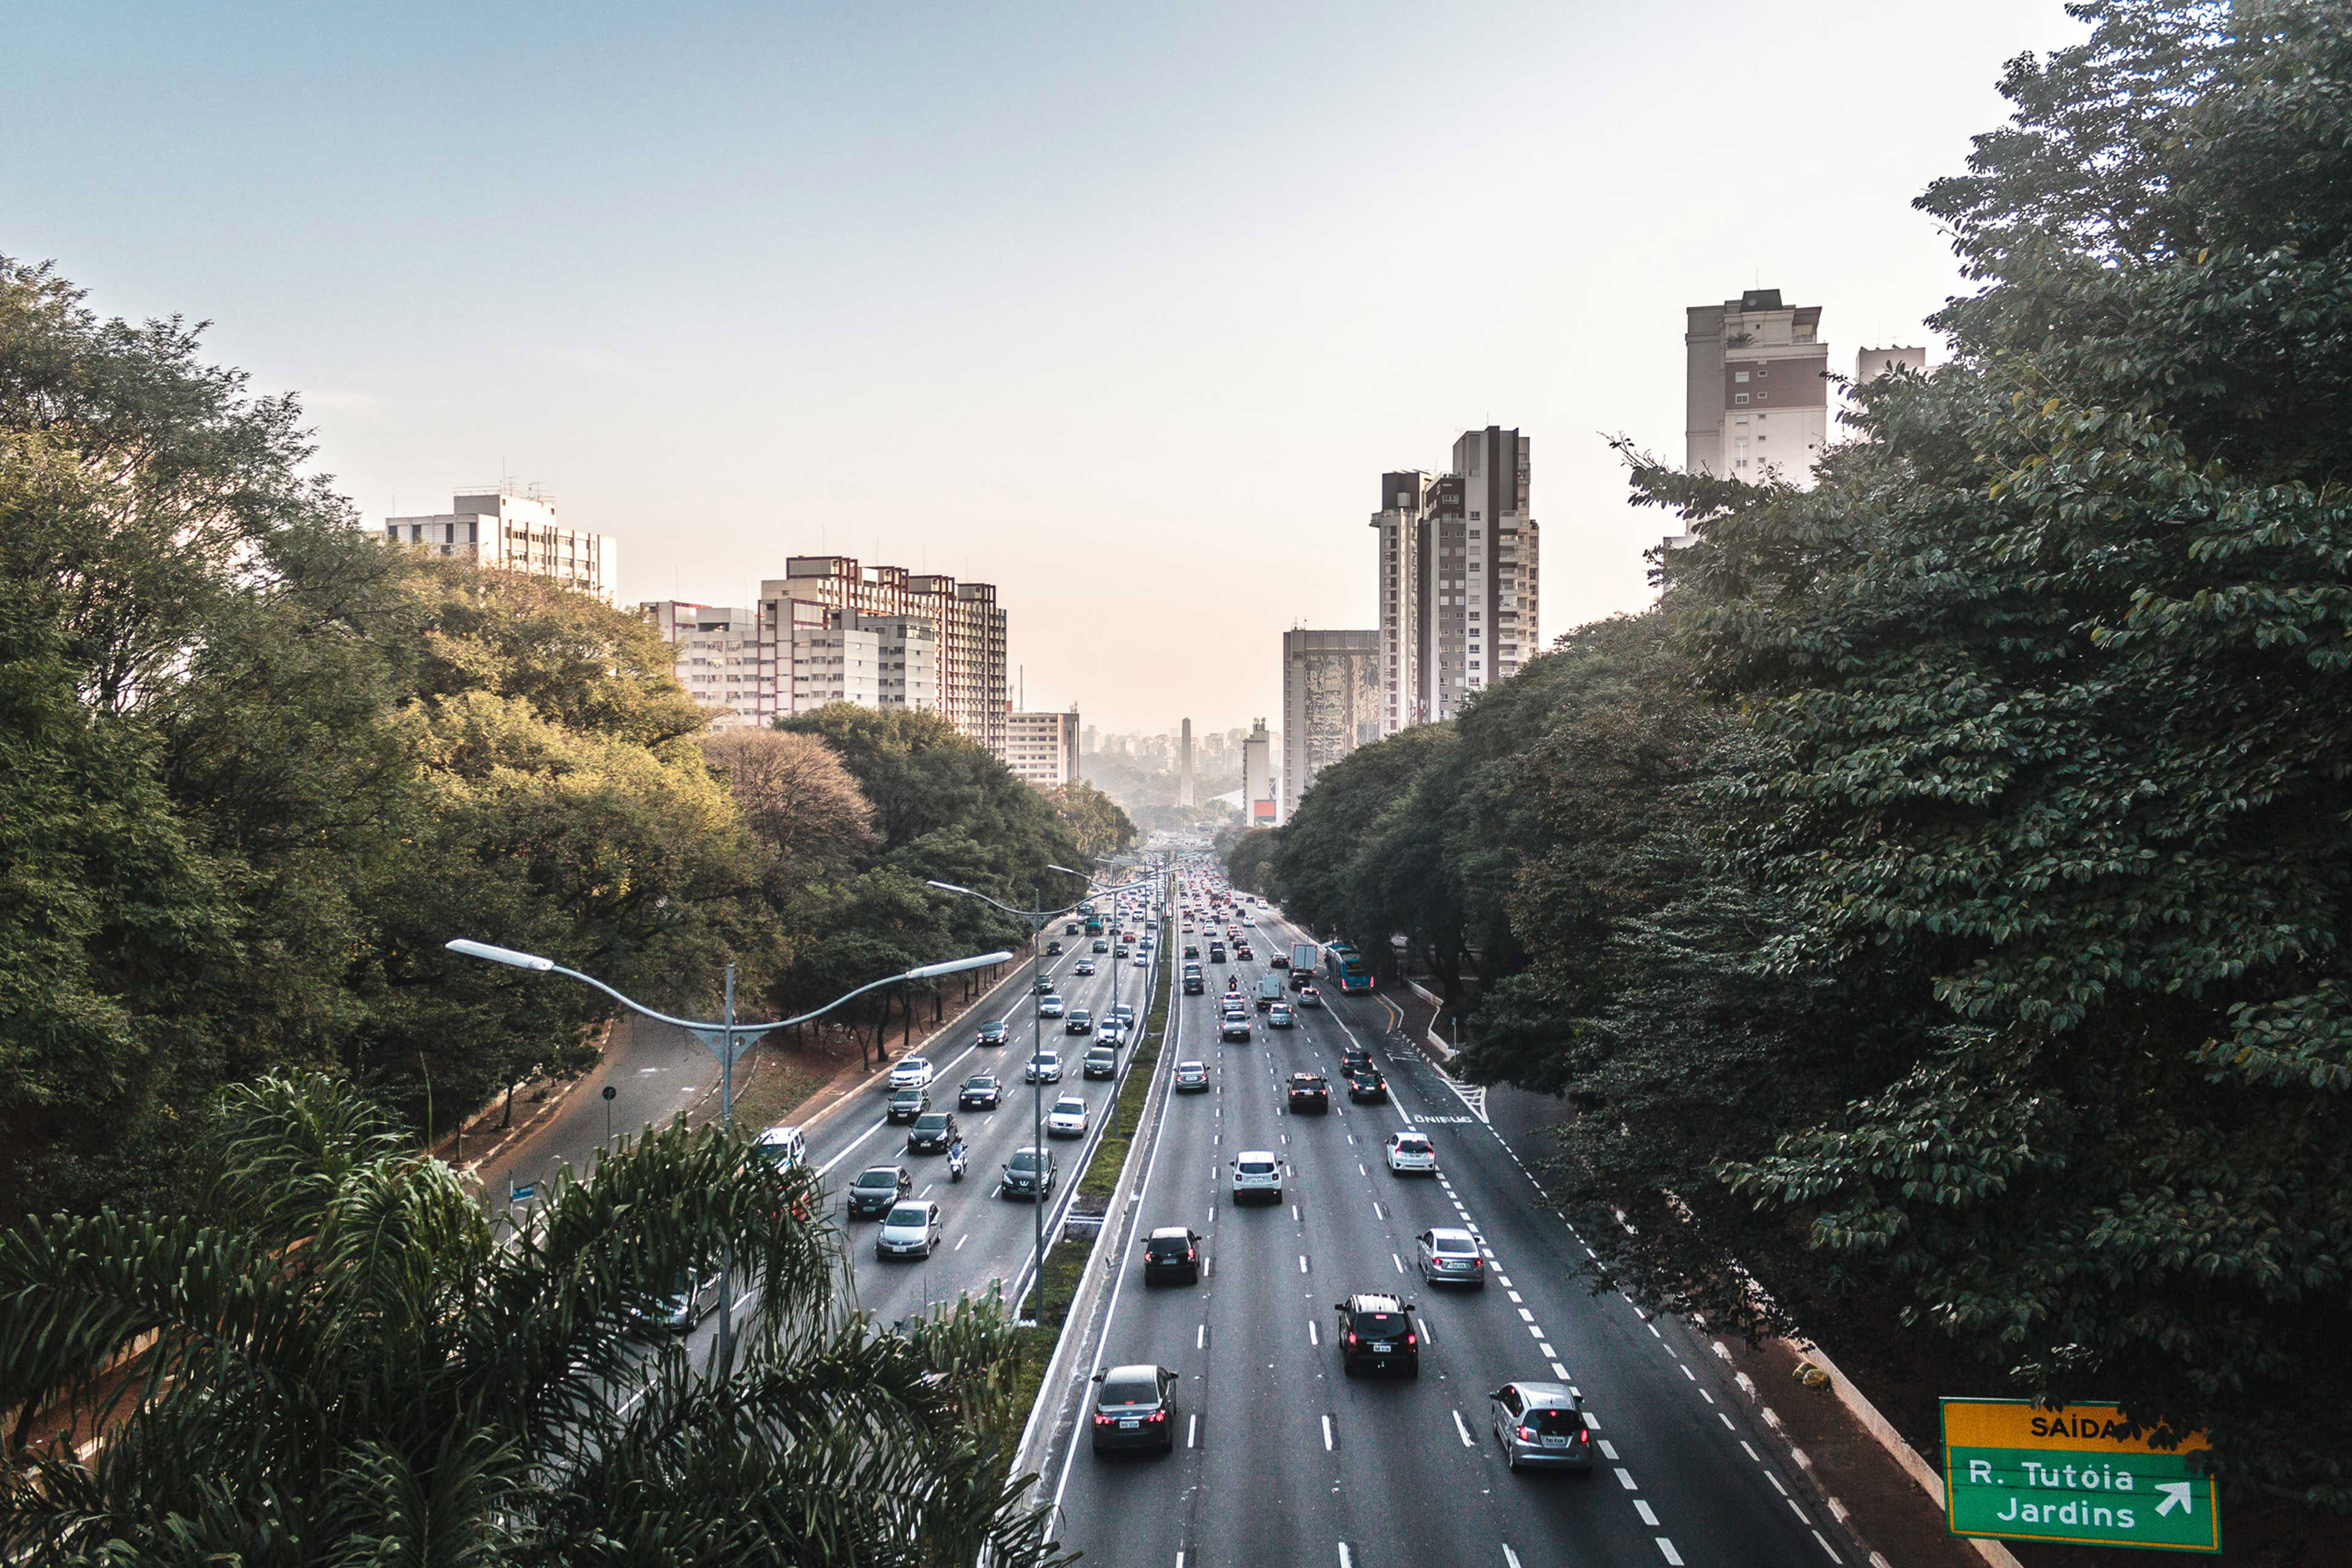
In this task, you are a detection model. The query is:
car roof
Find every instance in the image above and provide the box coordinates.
[856,1164,902,1178]
[755,1124,801,1143]
[1148,1225,1193,1240]
[1291,1072,1324,1081]
[1429,1227,1476,1245]
[1236,1148,1276,1160]
[899,1056,929,1066]
[1507,1380,1578,1408]
[1102,1362,1164,1383]
[1346,1292,1408,1313]
[1177,1059,1205,1069]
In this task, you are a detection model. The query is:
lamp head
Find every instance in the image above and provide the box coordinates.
[903,951,1014,982]
[446,938,556,972]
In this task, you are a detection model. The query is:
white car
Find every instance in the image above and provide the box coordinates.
[1047,1095,1090,1137]
[1025,1052,1064,1084]
[752,1123,807,1172]
[875,1200,943,1259]
[1038,995,1067,1018]
[1231,1150,1283,1204]
[888,1057,935,1091]
[1074,959,1097,976]
[1387,1131,1438,1176]
[1131,953,1148,968]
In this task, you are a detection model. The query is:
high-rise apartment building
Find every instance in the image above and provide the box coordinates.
[1370,427,1539,732]
[1241,718,1277,825]
[641,602,763,728]
[1003,710,1082,790]
[754,559,1007,751]
[1179,718,1196,807]
[1684,290,1829,483]
[1282,630,1379,820]
[642,602,938,728]
[382,483,619,603]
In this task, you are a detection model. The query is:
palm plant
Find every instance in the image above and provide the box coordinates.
[0,1072,1068,1567]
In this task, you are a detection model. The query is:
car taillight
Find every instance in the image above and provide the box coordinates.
[1406,1332,1417,1347]
[1147,1409,1167,1423]
[1094,1413,1114,1426]
[1346,1331,1358,1346]
[1575,1428,1590,1444]
[1518,1425,1537,1442]
[1186,1249,1196,1261]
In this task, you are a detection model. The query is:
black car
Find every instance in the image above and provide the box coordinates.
[999,1145,1057,1200]
[1184,973,1205,995]
[1092,938,1110,953]
[1341,1045,1373,1077]
[1348,1068,1387,1103]
[976,1020,1008,1047]
[1091,1363,1178,1453]
[1183,944,1200,959]
[1207,943,1227,962]
[1335,1292,1419,1377]
[1270,953,1289,969]
[959,1073,1002,1110]
[1084,1046,1118,1080]
[886,1087,929,1123]
[1140,1226,1202,1284]
[1046,940,1064,956]
[1034,975,1057,994]
[1065,921,1082,935]
[906,1110,960,1153]
[847,1164,913,1219]
[1288,1073,1330,1114]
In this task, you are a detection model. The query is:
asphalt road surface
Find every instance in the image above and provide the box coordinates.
[1038,900,1863,1568]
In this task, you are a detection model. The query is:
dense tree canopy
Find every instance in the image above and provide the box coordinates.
[1256,1,2352,1499]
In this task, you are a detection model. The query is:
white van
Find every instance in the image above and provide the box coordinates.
[753,1124,807,1172]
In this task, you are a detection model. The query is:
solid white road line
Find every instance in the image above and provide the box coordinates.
[1452,1409,1476,1447]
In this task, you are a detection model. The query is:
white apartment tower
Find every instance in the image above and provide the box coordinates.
[641,602,762,728]
[1282,630,1380,819]
[1684,290,1830,483]
[1241,718,1277,826]
[1371,428,1539,731]
[382,483,619,603]
[641,602,938,729]
[1003,710,1082,790]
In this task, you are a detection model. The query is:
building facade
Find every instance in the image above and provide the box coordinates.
[761,559,1007,753]
[1281,630,1379,820]
[641,602,762,728]
[1003,709,1082,790]
[1684,290,1829,483]
[1370,427,1539,733]
[1178,718,1196,807]
[1241,718,1276,825]
[382,483,619,603]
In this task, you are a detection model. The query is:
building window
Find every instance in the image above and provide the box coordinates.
[1735,371,1750,383]
[1756,365,1770,377]
[1735,393,1750,405]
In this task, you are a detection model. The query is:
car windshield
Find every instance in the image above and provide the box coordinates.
[892,1088,921,1101]
[854,1170,898,1189]
[913,1114,948,1131]
[1099,1377,1158,1407]
[1009,1151,1044,1171]
[885,1205,928,1227]
[1238,1159,1276,1175]
[1055,1098,1084,1113]
[1518,1408,1582,1435]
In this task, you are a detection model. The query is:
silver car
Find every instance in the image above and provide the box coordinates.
[1417,1226,1487,1287]
[876,1200,943,1260]
[1488,1381,1594,1472]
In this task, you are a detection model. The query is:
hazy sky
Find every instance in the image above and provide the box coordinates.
[9,1,2086,733]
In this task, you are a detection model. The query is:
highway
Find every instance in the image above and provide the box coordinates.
[672,892,1169,1360]
[1036,891,1863,1568]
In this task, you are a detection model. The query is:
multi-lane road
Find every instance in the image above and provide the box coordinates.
[1032,891,1866,1568]
[667,906,1166,1357]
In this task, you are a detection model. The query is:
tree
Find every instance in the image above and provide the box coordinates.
[1046,781,1135,861]
[1222,827,1279,897]
[701,728,877,882]
[1631,0,2352,1493]
[0,1072,1066,1566]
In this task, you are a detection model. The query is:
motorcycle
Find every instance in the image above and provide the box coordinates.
[948,1147,968,1183]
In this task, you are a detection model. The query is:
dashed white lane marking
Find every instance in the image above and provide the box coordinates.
[1539,1342,1556,1359]
[1741,1440,1762,1463]
[1700,1389,1714,1404]
[1599,1441,1619,1460]
[1298,1255,1309,1273]
[1789,1501,1812,1524]
[1635,1500,1659,1526]
[1719,1412,1737,1430]
[1188,1413,1198,1449]
[1526,1324,1544,1339]
[1507,1291,1523,1303]
[1197,1323,1205,1349]
[956,1234,968,1251]
[1392,1253,1404,1273]
[1452,1409,1476,1447]
[1615,1468,1637,1490]
[1681,1365,1697,1380]
[1811,1529,1843,1562]
[1657,1540,1685,1566]
[1517,1308,1534,1322]
[1503,1549,1522,1568]
[1309,1319,1319,1346]
[1766,1473,1789,1498]
[1322,1414,1335,1452]
[1337,1545,1354,1568]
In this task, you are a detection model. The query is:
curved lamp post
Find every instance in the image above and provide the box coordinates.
[447,938,1011,1358]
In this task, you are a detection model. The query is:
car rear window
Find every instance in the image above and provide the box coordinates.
[1352,1311,1406,1333]
[1397,1136,1431,1153]
[1433,1235,1477,1255]
[886,1205,927,1227]
[1147,1237,1188,1256]
[1520,1408,1582,1435]
[1238,1159,1276,1175]
[1099,1378,1158,1406]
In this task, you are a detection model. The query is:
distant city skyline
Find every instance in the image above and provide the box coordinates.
[4,1,2090,730]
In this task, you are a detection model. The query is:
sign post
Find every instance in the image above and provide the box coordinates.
[1942,1400,2219,1554]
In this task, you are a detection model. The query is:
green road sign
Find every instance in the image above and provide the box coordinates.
[1942,1399,2219,1554]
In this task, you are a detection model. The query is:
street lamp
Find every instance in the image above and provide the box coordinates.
[927,868,1156,1322]
[447,938,1009,1359]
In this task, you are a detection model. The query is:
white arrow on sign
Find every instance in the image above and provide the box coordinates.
[2155,1481,2195,1517]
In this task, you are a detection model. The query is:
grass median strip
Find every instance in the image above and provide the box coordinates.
[1008,950,1173,1415]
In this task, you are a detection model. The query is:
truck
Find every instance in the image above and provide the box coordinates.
[1290,943,1319,989]
[1256,972,1284,1011]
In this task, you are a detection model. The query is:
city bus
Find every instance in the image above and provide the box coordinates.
[1324,943,1374,993]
